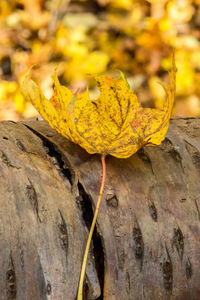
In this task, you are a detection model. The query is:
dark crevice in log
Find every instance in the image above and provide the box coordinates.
[46,281,51,295]
[172,226,184,260]
[177,117,197,120]
[126,271,130,293]
[138,148,155,175]
[180,198,186,203]
[16,139,27,152]
[105,193,118,208]
[0,150,12,166]
[133,220,144,271]
[185,258,192,279]
[3,136,8,140]
[24,125,74,186]
[185,141,200,172]
[58,210,68,258]
[77,182,94,230]
[163,138,184,172]
[18,241,24,270]
[148,199,157,222]
[6,254,16,300]
[0,150,20,169]
[84,283,90,300]
[26,178,41,222]
[162,246,173,294]
[77,182,104,300]
[169,148,183,171]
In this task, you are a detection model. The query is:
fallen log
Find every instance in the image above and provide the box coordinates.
[0,117,200,300]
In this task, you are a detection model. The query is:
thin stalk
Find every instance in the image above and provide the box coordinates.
[77,155,106,300]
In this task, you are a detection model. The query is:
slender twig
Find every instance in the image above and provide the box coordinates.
[77,155,106,300]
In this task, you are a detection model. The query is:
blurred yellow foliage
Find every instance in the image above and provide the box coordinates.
[0,0,200,120]
[0,81,25,112]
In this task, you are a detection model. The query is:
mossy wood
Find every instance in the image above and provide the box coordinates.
[0,118,200,300]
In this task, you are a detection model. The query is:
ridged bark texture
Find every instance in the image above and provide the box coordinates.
[0,117,200,300]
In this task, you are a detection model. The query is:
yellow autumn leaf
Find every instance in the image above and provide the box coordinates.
[21,52,176,158]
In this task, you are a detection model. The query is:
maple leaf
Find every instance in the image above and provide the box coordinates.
[20,52,176,300]
[20,52,176,159]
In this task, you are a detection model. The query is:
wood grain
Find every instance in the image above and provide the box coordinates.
[0,117,200,300]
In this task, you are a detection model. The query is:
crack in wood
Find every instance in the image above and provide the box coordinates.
[24,125,74,186]
[105,193,118,208]
[162,246,173,293]
[163,138,184,172]
[16,139,27,152]
[0,150,20,169]
[172,226,184,260]
[169,148,184,172]
[126,271,130,293]
[77,182,94,230]
[76,182,104,300]
[133,220,144,271]
[58,210,68,257]
[26,179,41,222]
[179,198,186,203]
[6,254,16,300]
[0,150,11,166]
[46,281,51,295]
[138,148,155,175]
[148,200,157,222]
[185,141,200,173]
[185,258,192,279]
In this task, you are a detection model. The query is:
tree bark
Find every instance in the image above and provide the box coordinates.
[0,117,200,300]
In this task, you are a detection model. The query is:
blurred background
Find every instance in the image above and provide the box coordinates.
[0,0,200,121]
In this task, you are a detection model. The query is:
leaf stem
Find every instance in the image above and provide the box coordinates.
[77,155,106,300]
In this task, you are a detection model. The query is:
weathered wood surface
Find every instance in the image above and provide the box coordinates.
[0,117,200,300]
